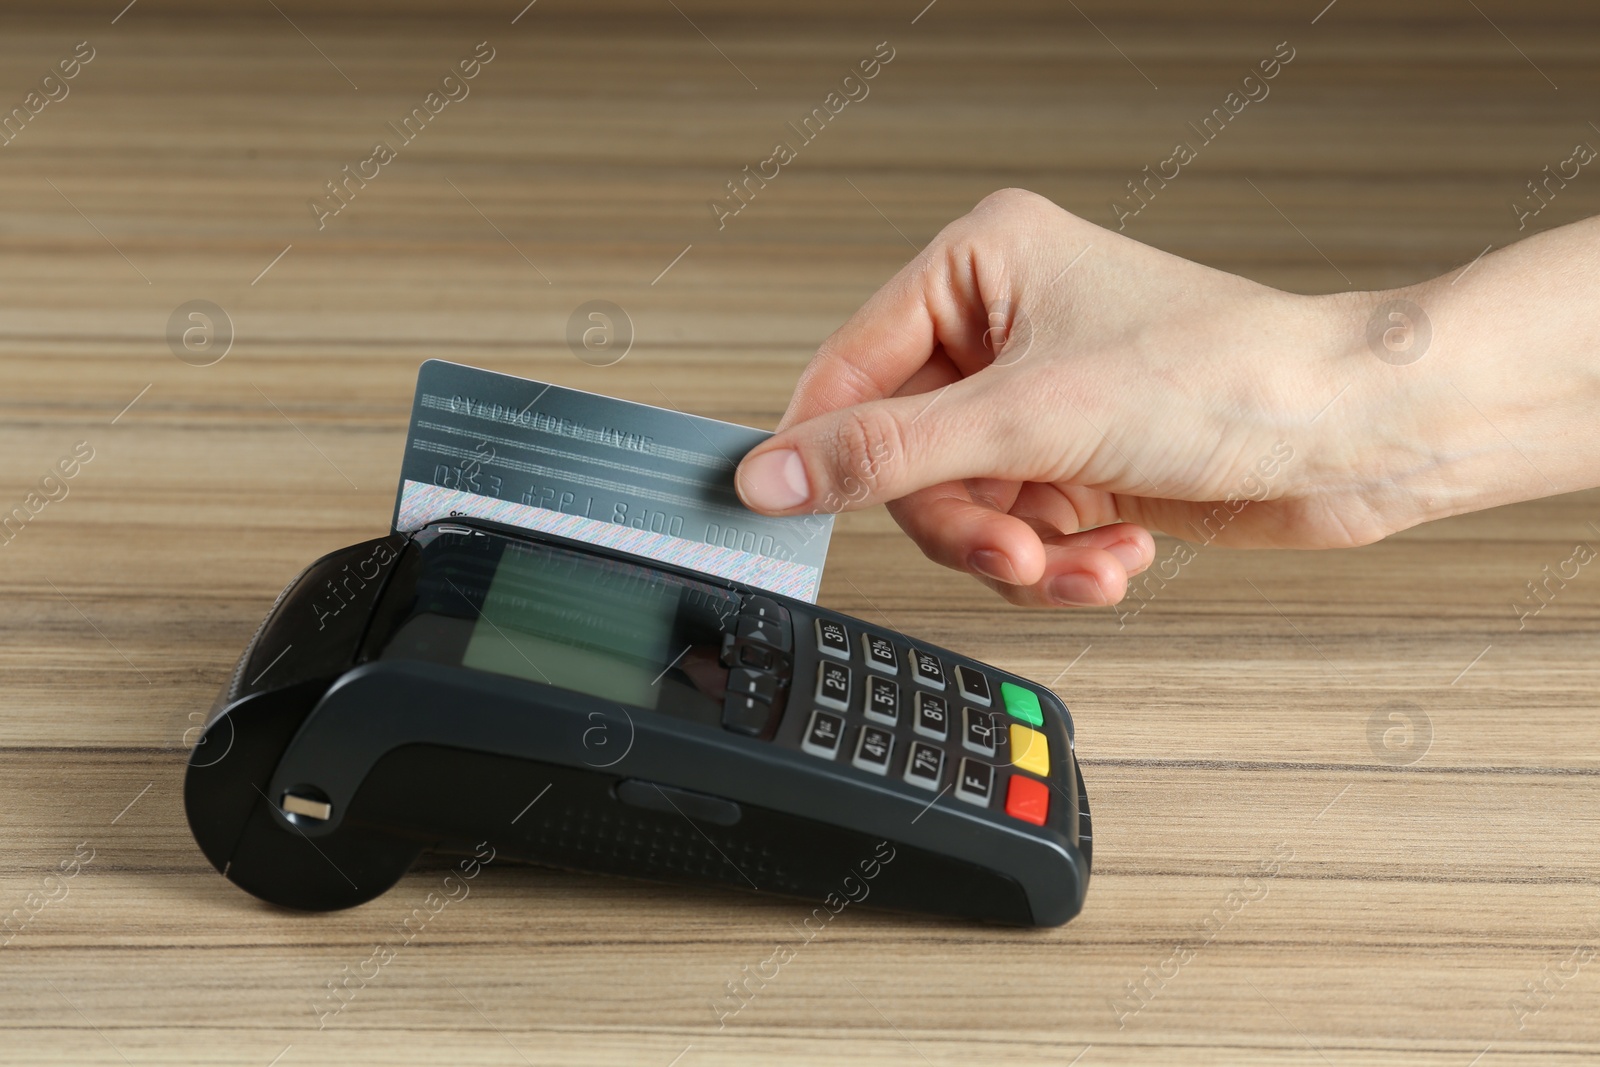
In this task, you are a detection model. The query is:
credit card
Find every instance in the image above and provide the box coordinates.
[392,360,833,602]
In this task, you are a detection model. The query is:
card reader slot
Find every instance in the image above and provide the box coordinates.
[615,780,742,827]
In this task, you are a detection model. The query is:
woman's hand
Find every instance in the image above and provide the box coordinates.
[733,188,1600,607]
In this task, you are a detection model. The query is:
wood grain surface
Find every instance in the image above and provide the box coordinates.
[2,2,1599,1064]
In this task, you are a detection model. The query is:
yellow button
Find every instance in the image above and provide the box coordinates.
[1009,723,1049,777]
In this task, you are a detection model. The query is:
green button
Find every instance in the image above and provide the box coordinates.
[1000,681,1043,726]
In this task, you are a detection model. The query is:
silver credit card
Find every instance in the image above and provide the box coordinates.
[392,360,833,602]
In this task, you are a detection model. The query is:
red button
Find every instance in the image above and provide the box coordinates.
[1004,775,1049,825]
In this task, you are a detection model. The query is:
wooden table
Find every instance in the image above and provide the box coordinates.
[3,2,1598,1063]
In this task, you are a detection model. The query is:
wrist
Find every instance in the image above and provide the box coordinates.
[1266,287,1435,543]
[1316,233,1600,535]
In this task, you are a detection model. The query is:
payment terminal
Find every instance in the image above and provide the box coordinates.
[184,518,1092,925]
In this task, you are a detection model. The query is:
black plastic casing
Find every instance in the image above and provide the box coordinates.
[184,519,1092,926]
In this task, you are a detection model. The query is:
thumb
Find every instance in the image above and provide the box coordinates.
[735,377,1032,515]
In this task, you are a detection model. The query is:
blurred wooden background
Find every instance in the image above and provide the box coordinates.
[2,1,1598,1063]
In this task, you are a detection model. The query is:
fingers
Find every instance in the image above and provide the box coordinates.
[736,374,1046,515]
[972,524,1156,608]
[886,483,1155,607]
[776,206,1003,432]
[777,259,940,432]
[1004,481,1123,539]
[886,483,1049,586]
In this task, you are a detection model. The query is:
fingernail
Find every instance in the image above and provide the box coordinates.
[1105,539,1148,575]
[968,549,1017,584]
[738,449,810,511]
[1047,573,1108,606]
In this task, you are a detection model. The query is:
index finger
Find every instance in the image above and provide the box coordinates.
[777,253,939,431]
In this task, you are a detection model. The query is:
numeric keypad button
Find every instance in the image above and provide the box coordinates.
[801,710,845,759]
[913,692,949,740]
[904,742,945,791]
[861,633,898,674]
[815,619,851,660]
[865,676,900,725]
[962,707,998,756]
[853,726,894,775]
[910,649,945,689]
[954,664,992,706]
[815,661,851,712]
